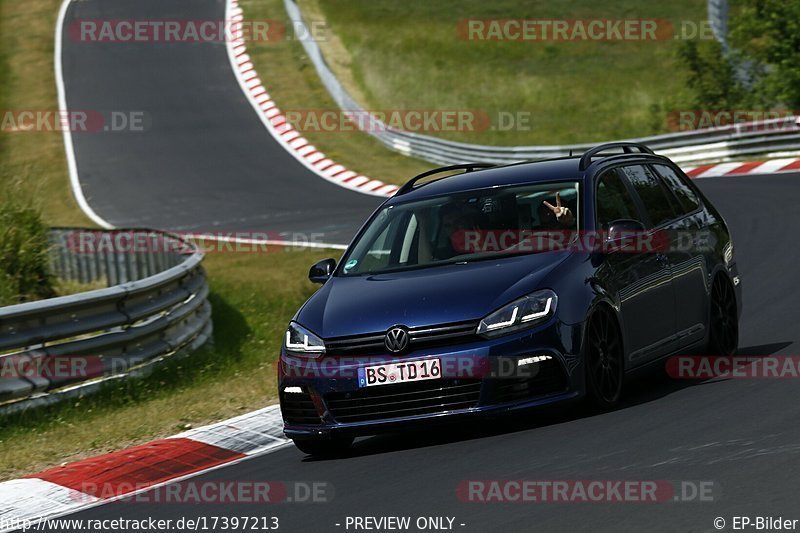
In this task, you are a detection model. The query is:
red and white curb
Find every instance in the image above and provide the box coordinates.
[683,158,800,178]
[225,0,399,198]
[0,405,288,530]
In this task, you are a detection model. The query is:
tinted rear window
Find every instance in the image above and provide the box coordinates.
[652,164,701,215]
[596,170,641,229]
[620,165,679,228]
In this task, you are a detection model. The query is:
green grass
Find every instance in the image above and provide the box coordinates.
[0,0,89,226]
[240,0,431,185]
[295,0,705,145]
[0,0,345,479]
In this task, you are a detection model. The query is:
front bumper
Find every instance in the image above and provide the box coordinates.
[278,319,585,441]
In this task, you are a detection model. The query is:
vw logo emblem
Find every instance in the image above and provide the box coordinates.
[385,326,410,353]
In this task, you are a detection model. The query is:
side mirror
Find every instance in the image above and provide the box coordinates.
[309,258,336,284]
[606,219,647,253]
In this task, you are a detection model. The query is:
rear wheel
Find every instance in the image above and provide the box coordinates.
[292,436,354,457]
[708,275,738,356]
[585,306,624,409]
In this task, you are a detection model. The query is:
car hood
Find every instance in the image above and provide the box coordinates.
[295,253,571,338]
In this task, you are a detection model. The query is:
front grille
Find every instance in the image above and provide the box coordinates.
[325,379,481,423]
[325,321,478,356]
[280,389,321,425]
[488,359,569,404]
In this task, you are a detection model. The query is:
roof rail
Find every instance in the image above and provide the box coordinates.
[396,163,496,195]
[578,142,655,171]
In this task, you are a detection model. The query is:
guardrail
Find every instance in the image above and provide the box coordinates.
[0,229,212,415]
[285,0,800,166]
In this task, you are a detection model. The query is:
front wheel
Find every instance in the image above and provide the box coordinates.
[292,436,354,457]
[585,306,624,409]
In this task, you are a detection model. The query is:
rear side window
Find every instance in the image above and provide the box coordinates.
[620,165,679,228]
[595,170,641,229]
[652,164,701,215]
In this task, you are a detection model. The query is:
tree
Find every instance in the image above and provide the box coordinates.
[730,0,800,108]
[678,39,747,110]
[678,0,800,110]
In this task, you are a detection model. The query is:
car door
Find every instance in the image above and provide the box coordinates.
[650,163,709,348]
[595,166,678,367]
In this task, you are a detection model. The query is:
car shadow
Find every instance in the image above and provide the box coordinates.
[617,341,793,406]
[303,341,793,461]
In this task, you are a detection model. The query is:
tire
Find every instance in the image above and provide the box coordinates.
[292,436,354,457]
[707,275,739,356]
[585,305,624,409]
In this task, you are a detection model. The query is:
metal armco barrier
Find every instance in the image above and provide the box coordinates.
[0,229,212,415]
[285,0,800,166]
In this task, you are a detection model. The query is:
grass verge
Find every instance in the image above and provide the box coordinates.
[0,0,89,226]
[0,0,343,478]
[278,0,704,145]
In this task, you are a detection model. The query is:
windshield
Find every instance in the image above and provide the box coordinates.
[340,181,580,276]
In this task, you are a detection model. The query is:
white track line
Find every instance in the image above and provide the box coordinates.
[55,0,114,229]
[54,0,350,249]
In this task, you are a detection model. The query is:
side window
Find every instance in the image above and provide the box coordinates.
[595,170,641,229]
[652,164,700,215]
[620,165,679,228]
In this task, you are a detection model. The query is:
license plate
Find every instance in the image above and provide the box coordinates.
[358,358,442,388]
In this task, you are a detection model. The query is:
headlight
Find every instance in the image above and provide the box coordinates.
[284,322,325,357]
[476,289,557,336]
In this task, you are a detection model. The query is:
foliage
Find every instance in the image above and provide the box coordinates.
[677,39,748,109]
[680,0,800,110]
[0,186,55,305]
[730,0,800,107]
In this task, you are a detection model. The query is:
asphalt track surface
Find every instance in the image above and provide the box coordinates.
[62,0,380,243]
[58,1,800,532]
[48,172,800,533]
